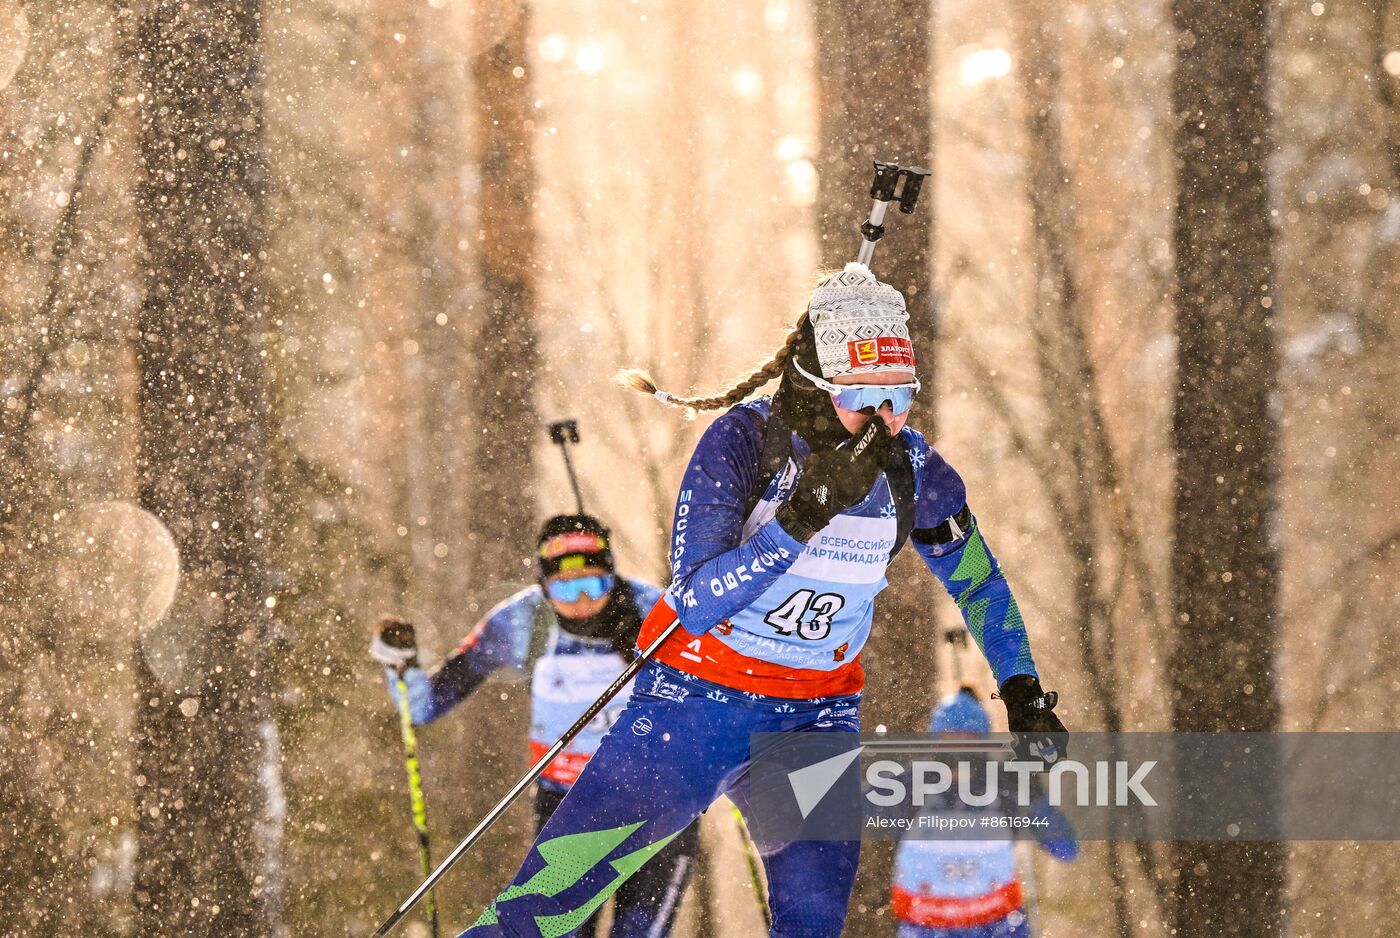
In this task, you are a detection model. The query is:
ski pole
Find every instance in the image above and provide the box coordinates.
[548,419,586,513]
[372,615,686,938]
[855,160,931,267]
[729,802,771,928]
[393,669,440,938]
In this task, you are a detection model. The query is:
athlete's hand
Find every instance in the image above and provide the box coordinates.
[776,415,893,542]
[998,674,1068,763]
[370,615,419,670]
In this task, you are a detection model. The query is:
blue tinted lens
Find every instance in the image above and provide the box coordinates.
[547,574,613,603]
[831,385,917,415]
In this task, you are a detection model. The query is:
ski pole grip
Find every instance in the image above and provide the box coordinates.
[896,167,929,213]
[870,160,902,200]
[548,419,579,446]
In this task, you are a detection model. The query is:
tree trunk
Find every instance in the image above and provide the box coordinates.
[1168,1,1285,935]
[410,28,476,633]
[131,0,280,933]
[813,0,935,357]
[372,0,476,634]
[812,3,934,934]
[468,1,539,589]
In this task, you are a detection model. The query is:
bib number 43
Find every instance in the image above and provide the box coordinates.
[763,590,845,640]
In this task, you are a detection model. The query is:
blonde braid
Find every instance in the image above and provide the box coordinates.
[617,317,807,414]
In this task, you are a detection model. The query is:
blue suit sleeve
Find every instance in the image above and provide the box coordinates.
[906,433,1038,685]
[384,665,436,724]
[628,579,664,609]
[664,407,806,635]
[1031,797,1079,861]
[386,589,536,724]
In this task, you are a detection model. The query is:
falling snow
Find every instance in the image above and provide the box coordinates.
[1,0,1397,935]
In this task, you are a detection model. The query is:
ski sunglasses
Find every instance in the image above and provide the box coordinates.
[792,359,921,415]
[545,573,615,603]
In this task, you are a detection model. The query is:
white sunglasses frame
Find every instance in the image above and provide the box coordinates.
[791,358,921,406]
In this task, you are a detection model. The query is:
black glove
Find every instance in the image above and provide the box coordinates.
[370,616,418,670]
[776,416,893,542]
[998,674,1068,763]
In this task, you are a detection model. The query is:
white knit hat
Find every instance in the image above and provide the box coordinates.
[807,263,914,379]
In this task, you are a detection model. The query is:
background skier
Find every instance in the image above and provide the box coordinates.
[891,688,1077,938]
[371,513,699,937]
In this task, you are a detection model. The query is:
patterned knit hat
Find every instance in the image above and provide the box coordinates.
[807,262,914,380]
[930,687,991,737]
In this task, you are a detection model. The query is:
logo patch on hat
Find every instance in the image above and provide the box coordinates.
[846,337,915,370]
[539,532,608,559]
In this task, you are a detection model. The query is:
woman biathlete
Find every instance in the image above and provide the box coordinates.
[371,514,698,937]
[462,263,1066,937]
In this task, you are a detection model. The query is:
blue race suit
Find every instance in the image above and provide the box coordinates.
[650,400,1036,696]
[385,579,698,937]
[462,399,1043,937]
